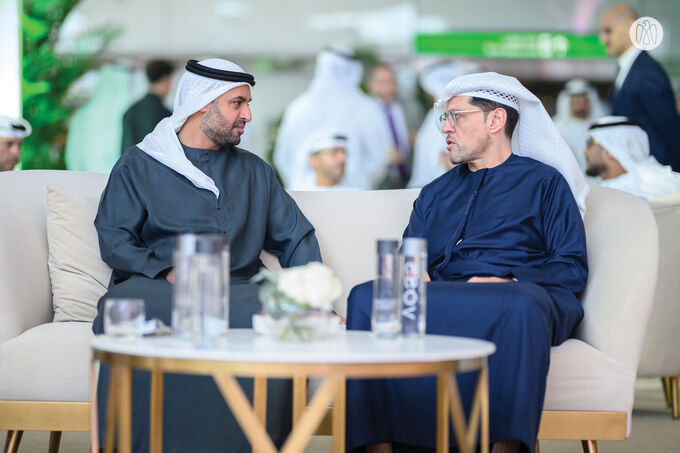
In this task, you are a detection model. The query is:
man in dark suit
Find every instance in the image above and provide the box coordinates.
[121,60,174,154]
[599,4,680,171]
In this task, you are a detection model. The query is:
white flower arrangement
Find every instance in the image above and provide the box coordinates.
[252,262,342,315]
[251,262,342,340]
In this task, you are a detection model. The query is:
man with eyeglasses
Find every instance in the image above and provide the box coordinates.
[586,116,680,200]
[0,114,31,171]
[345,73,588,453]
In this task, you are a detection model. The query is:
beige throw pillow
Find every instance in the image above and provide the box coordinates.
[46,186,112,322]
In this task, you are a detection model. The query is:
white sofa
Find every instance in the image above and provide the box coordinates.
[0,170,659,452]
[637,198,680,418]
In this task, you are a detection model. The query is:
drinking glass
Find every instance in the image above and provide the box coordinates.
[173,234,230,346]
[104,298,145,339]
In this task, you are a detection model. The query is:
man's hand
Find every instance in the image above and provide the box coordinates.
[332,313,347,325]
[467,276,513,283]
[166,268,175,284]
[424,272,431,282]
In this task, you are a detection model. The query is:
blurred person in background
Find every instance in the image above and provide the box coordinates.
[600,4,680,171]
[367,63,411,189]
[553,78,605,171]
[120,59,174,153]
[0,114,31,171]
[586,116,680,200]
[274,47,391,190]
[290,130,349,191]
[408,62,480,188]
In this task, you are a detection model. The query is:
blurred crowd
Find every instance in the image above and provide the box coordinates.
[3,3,680,202]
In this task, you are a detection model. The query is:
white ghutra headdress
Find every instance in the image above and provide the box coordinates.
[434,72,588,213]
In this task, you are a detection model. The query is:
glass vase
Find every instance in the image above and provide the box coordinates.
[262,298,331,341]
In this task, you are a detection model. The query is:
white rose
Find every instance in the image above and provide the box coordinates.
[277,263,341,311]
[277,267,308,302]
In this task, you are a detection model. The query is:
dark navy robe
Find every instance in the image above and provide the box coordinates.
[93,143,321,453]
[346,153,587,453]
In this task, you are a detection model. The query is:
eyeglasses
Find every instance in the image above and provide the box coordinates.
[439,109,489,128]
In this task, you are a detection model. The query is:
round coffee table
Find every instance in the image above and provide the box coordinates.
[91,329,495,453]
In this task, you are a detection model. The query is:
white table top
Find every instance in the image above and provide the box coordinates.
[91,329,495,364]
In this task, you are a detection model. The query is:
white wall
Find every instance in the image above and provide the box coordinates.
[68,0,679,61]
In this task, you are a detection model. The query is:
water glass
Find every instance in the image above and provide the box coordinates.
[104,298,145,339]
[372,239,401,338]
[190,251,229,345]
[173,235,198,339]
[173,234,230,346]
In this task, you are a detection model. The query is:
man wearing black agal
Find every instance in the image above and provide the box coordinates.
[94,58,321,452]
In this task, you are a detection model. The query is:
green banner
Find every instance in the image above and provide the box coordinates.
[415,31,608,59]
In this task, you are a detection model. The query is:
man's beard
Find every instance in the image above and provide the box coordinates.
[447,134,489,166]
[585,162,605,177]
[572,109,589,119]
[201,102,245,148]
[327,164,345,184]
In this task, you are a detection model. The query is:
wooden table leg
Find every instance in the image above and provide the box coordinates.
[253,376,268,453]
[254,376,268,426]
[292,375,307,427]
[448,374,472,453]
[117,365,133,453]
[90,360,100,453]
[281,377,338,453]
[443,362,489,453]
[465,373,482,448]
[480,363,490,453]
[332,378,346,453]
[462,363,489,452]
[104,365,118,453]
[214,374,278,453]
[150,370,164,453]
[436,371,450,453]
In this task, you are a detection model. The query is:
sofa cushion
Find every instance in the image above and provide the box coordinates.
[0,322,94,401]
[543,338,636,435]
[47,186,112,322]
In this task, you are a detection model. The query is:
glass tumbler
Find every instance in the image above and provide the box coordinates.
[173,234,230,346]
[104,298,145,339]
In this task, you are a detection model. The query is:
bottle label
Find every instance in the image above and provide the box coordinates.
[401,258,421,334]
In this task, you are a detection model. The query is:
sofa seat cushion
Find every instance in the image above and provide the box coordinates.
[543,338,635,434]
[0,322,94,401]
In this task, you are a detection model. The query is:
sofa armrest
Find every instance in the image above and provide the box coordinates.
[0,170,108,343]
[577,186,659,372]
[0,172,54,343]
